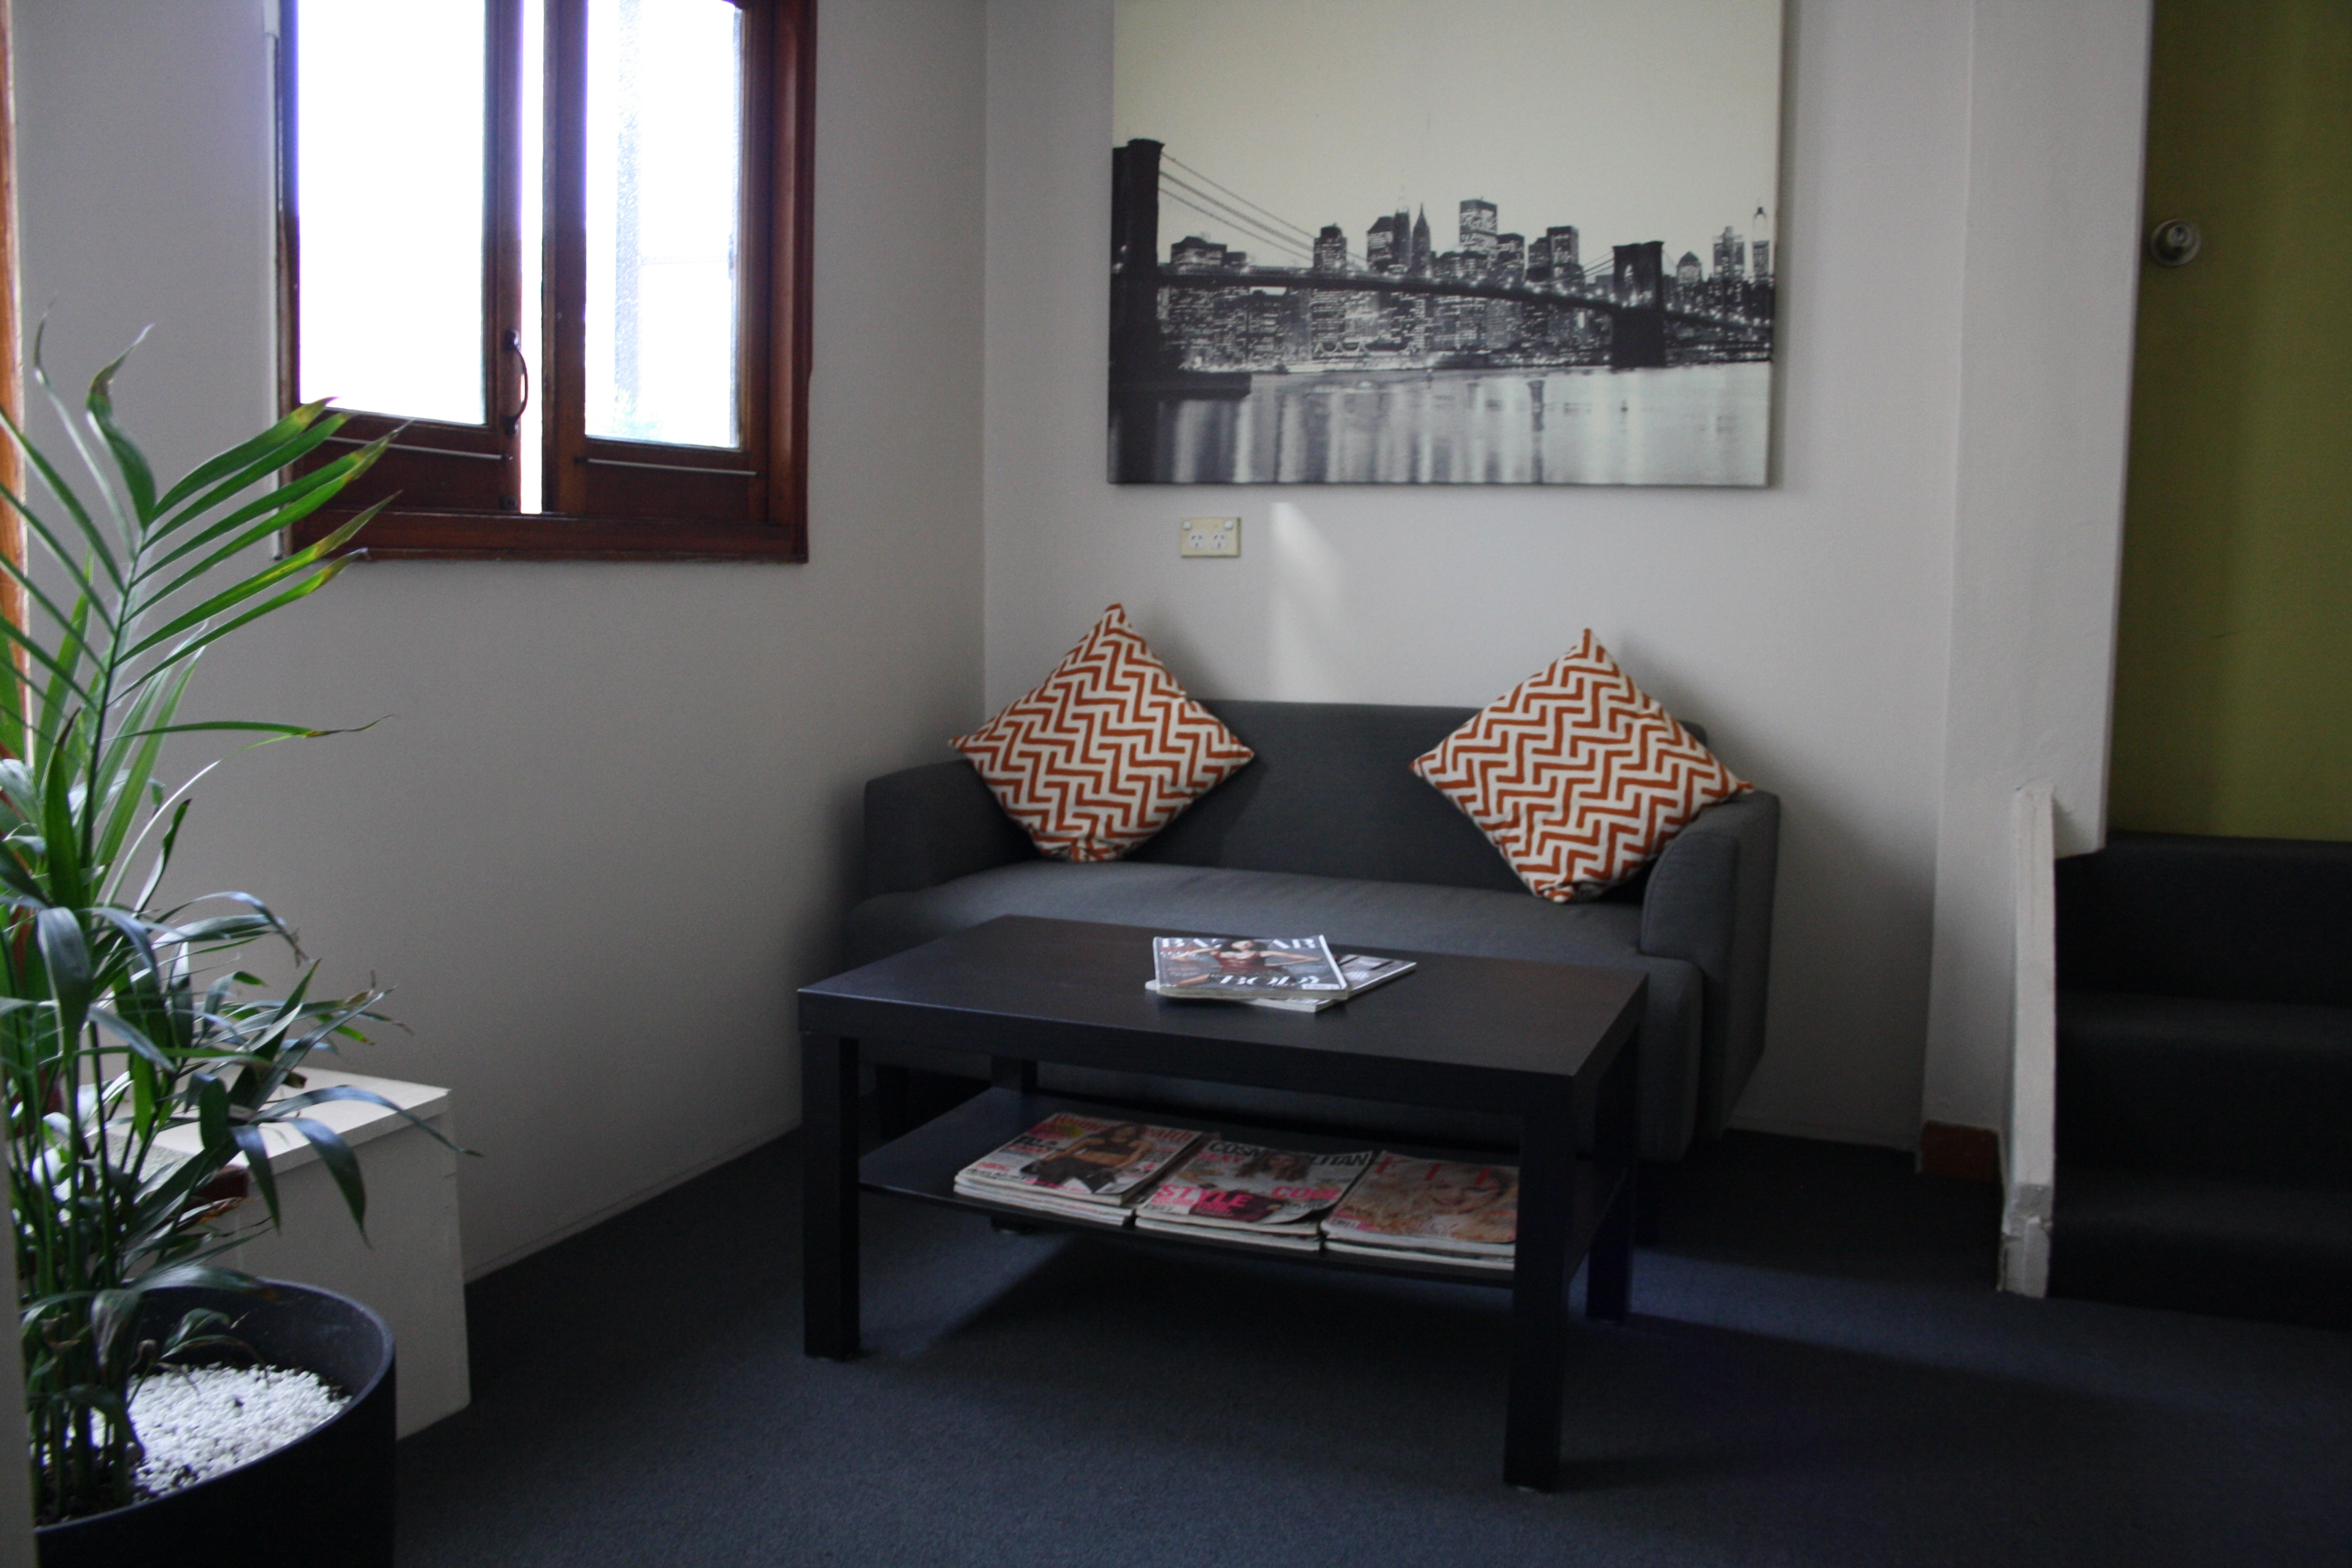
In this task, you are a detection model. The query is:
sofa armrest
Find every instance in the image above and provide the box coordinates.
[1639,789,1780,1137]
[862,760,1039,898]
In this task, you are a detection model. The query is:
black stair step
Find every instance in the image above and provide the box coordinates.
[2057,990,2352,1189]
[2050,1164,2352,1330]
[2055,831,2352,1008]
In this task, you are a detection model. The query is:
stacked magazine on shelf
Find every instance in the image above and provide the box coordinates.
[1146,940,1416,1012]
[951,1112,1206,1226]
[1319,1152,1519,1272]
[1134,1141,1376,1251]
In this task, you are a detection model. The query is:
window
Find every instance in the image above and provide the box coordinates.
[275,0,814,561]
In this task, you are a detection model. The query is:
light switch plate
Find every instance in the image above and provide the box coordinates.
[1180,516,1241,558]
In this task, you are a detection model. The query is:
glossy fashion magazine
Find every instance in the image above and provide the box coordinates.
[1321,1152,1519,1256]
[1135,1141,1376,1234]
[1146,951,1416,1011]
[954,1112,1206,1205]
[1151,935,1347,993]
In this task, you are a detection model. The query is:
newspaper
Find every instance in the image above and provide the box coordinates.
[1151,935,1347,994]
[954,1112,1206,1206]
[1135,1141,1375,1235]
[1319,1152,1518,1256]
[1146,952,1417,1012]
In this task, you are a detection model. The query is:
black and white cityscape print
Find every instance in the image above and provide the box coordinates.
[1110,0,1785,487]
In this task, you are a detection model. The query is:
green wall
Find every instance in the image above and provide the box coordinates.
[2108,0,2352,840]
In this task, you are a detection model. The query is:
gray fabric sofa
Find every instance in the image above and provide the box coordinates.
[844,700,1779,1163]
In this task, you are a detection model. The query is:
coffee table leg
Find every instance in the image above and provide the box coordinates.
[874,1064,912,1139]
[1585,1034,1638,1323]
[1504,1090,1573,1491]
[803,1032,861,1360]
[1585,1189,1633,1322]
[991,1056,1037,1094]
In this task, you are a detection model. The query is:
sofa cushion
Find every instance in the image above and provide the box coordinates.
[845,860,1704,1161]
[1412,632,1748,901]
[951,605,1253,863]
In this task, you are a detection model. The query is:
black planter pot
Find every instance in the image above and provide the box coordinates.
[34,1279,396,1568]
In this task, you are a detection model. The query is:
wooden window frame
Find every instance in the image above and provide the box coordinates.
[275,0,815,563]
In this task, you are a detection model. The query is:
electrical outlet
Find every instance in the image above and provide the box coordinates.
[1180,516,1241,558]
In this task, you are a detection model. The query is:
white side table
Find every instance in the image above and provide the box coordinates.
[152,1070,471,1438]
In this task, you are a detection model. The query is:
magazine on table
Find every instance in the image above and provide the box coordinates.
[1136,1217,1322,1250]
[1135,1141,1376,1236]
[950,1176,1138,1226]
[1319,1152,1519,1258]
[954,1112,1206,1207]
[1146,952,1417,1012]
[1333,953,1416,996]
[1151,935,1347,995]
[1325,1240,1514,1271]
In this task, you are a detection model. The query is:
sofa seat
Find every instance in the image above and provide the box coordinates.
[847,858,1703,1160]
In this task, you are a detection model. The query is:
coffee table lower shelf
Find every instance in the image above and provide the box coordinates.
[801,918,1647,1489]
[858,1087,1628,1290]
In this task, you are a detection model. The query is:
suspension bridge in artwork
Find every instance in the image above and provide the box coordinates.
[1110,139,1772,388]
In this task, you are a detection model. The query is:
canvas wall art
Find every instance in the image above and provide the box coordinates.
[1110,0,1784,486]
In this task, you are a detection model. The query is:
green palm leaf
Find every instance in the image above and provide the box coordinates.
[0,339,449,1524]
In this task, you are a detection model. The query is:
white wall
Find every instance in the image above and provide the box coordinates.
[1921,0,2149,1140]
[13,0,988,1274]
[984,0,2148,1149]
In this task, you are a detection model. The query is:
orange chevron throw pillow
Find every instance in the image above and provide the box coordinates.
[1413,633,1749,901]
[953,606,1253,863]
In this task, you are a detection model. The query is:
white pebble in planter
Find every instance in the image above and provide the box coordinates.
[129,1367,351,1497]
[35,1281,397,1568]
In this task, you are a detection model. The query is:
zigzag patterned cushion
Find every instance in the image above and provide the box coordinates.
[1413,632,1749,901]
[953,606,1253,863]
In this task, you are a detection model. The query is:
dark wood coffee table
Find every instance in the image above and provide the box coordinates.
[797,914,1644,1490]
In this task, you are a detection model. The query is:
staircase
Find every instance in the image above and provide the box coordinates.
[2050,832,2352,1328]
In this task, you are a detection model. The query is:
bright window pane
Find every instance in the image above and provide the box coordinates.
[586,0,742,448]
[296,0,486,425]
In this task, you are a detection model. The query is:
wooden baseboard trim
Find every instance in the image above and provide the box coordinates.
[1918,1120,2002,1183]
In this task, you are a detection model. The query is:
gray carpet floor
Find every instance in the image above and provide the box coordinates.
[396,1129,2352,1566]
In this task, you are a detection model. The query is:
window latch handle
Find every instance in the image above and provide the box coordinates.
[503,328,531,436]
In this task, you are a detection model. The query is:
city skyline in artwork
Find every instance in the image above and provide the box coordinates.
[1109,0,1786,488]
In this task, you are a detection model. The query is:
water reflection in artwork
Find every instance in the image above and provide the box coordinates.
[1148,364,1769,487]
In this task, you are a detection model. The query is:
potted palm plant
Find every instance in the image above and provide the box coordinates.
[0,338,443,1563]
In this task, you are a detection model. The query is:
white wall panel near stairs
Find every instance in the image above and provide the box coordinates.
[2003,783,2056,1296]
